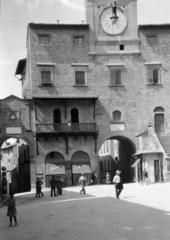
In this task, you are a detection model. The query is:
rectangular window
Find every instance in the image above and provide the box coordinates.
[110,69,121,85]
[147,65,161,85]
[75,71,85,85]
[37,63,55,86]
[73,36,84,46]
[39,34,50,44]
[41,70,52,85]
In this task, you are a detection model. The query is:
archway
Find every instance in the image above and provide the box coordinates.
[0,137,30,194]
[45,152,65,187]
[71,151,91,185]
[99,136,136,184]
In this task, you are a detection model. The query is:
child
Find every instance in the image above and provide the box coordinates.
[7,194,17,226]
[35,178,44,198]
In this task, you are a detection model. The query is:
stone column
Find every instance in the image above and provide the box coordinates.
[65,161,72,186]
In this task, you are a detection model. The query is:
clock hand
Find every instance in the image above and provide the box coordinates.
[112,18,118,25]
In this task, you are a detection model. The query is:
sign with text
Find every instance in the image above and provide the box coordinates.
[110,123,125,131]
[6,127,22,135]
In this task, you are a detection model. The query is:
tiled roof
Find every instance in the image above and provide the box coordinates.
[158,136,170,154]
[29,23,89,30]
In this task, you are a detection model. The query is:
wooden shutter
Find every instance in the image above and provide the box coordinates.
[75,71,85,85]
[41,71,52,85]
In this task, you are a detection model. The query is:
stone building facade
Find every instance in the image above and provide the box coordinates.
[1,0,170,188]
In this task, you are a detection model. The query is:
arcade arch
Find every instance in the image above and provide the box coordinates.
[71,151,91,185]
[45,151,65,187]
[99,135,136,184]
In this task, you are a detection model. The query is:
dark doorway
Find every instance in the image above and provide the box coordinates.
[53,109,61,123]
[71,108,79,123]
[154,160,160,182]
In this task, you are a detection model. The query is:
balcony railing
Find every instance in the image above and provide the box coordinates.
[36,123,97,135]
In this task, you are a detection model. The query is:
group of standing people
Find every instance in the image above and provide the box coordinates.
[50,176,63,197]
[35,176,63,198]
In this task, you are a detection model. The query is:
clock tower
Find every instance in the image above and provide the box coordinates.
[85,0,140,54]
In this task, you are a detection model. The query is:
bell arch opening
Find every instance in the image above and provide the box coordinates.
[99,135,136,184]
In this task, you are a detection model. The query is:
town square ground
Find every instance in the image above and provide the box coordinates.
[0,183,170,240]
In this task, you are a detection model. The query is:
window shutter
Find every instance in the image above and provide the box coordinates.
[41,71,52,85]
[148,68,153,84]
[75,71,85,85]
[115,70,121,85]
[110,70,115,85]
[153,69,158,83]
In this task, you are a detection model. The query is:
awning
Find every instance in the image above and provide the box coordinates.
[46,163,65,175]
[133,150,162,156]
[72,164,91,174]
[131,158,141,167]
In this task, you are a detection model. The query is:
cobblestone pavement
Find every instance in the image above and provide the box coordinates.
[0,183,170,240]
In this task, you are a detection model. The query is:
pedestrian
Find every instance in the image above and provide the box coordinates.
[113,170,123,199]
[91,172,96,185]
[105,172,111,184]
[6,194,17,227]
[1,176,7,195]
[142,169,148,185]
[79,173,86,195]
[56,177,63,196]
[50,176,57,197]
[35,178,44,198]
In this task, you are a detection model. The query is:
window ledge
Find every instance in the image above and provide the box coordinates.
[109,85,124,88]
[110,121,125,124]
[73,85,88,87]
[147,83,162,87]
[39,43,51,46]
[39,84,54,87]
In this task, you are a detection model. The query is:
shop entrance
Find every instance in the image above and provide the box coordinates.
[99,136,136,184]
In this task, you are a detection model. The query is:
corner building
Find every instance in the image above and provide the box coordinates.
[16,0,170,187]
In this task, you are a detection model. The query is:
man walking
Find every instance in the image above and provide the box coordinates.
[113,170,123,199]
[79,173,86,195]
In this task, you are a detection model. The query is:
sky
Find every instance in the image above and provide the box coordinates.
[1,0,170,99]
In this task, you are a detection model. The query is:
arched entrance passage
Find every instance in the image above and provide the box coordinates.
[99,136,136,183]
[45,152,65,187]
[71,151,91,185]
[0,137,31,194]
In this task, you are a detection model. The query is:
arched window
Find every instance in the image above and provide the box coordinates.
[71,108,79,123]
[153,107,164,133]
[112,110,121,122]
[53,109,61,124]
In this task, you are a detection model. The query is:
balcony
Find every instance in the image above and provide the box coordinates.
[36,123,98,136]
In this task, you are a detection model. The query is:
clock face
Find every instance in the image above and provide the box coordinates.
[100,7,127,35]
